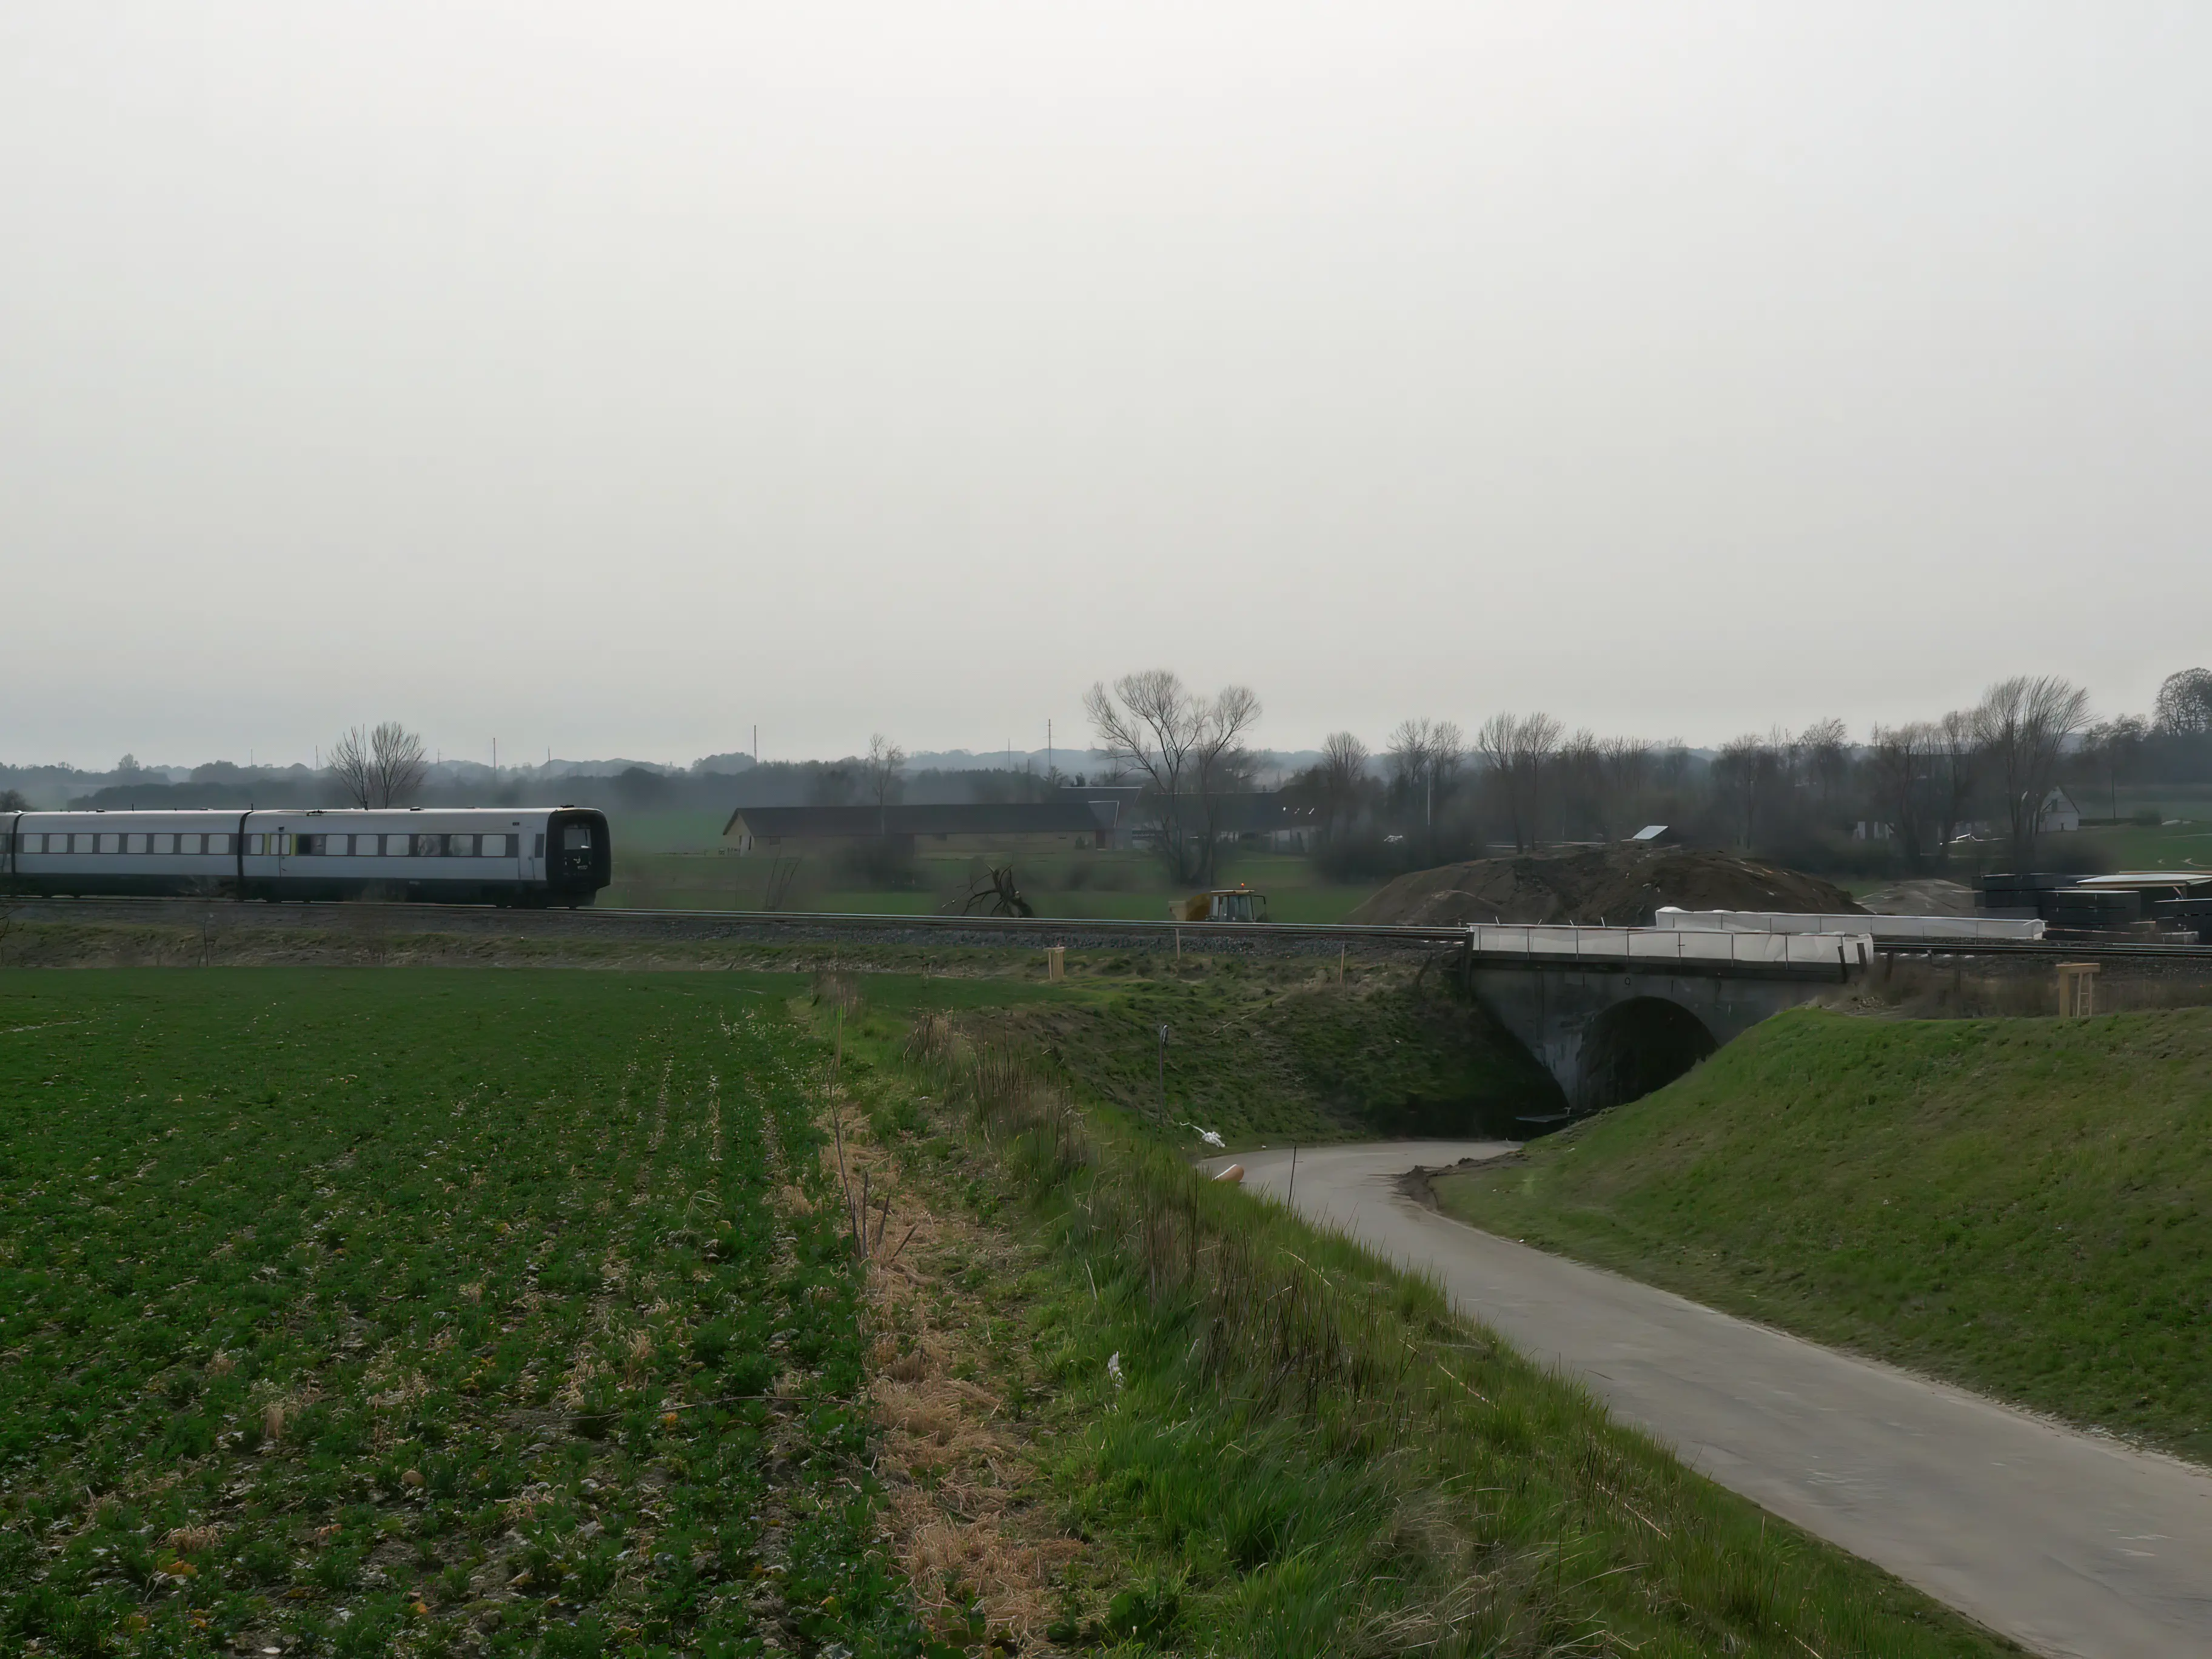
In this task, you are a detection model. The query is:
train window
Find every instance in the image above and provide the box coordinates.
[150,834,170,854]
[383,834,407,856]
[208,834,231,855]
[126,834,147,854]
[99,834,121,854]
[480,834,509,856]
[179,834,201,854]
[412,834,445,858]
[18,834,36,854]
[563,824,592,849]
[534,834,545,858]
[449,834,477,857]
[355,834,377,857]
[246,834,263,855]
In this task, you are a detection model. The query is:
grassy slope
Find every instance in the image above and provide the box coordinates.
[818,987,2014,1658]
[0,970,934,1658]
[987,970,1564,1145]
[1433,1007,2212,1461]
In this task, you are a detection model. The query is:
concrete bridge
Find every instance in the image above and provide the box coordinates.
[1456,924,1874,1113]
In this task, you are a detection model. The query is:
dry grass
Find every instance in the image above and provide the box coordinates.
[863,1198,1084,1647]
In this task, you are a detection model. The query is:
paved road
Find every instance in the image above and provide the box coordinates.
[1212,1141,2212,1659]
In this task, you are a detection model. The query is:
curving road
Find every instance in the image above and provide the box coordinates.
[1211,1141,2212,1659]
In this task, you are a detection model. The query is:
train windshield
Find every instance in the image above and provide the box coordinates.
[563,825,593,849]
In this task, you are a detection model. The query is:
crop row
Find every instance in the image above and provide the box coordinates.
[0,971,930,1659]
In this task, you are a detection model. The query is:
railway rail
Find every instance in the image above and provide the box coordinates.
[10,894,2212,969]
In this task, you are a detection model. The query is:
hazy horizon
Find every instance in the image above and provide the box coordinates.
[7,4,2208,770]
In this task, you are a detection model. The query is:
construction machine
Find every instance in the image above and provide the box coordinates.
[1168,884,1269,923]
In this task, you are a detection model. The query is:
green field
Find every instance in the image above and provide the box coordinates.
[597,830,1382,924]
[1432,1007,2212,1461]
[0,965,2028,1657]
[0,970,935,1658]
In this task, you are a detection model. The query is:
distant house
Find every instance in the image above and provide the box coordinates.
[2037,787,2082,835]
[722,798,1118,859]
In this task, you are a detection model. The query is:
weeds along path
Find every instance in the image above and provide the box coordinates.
[823,994,2019,1659]
[0,970,941,1658]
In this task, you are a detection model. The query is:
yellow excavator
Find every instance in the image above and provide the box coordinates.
[1168,884,1269,922]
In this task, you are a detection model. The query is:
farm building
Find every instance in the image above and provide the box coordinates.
[722,798,1121,858]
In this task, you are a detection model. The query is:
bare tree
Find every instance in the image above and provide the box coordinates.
[330,727,375,808]
[1316,731,1369,842]
[1557,728,1604,840]
[2153,668,2212,735]
[369,722,429,808]
[1475,712,1561,852]
[1933,708,1979,856]
[1386,717,1466,838]
[1086,670,1261,884]
[1800,717,1851,804]
[1597,737,1652,836]
[2079,715,2147,820]
[863,734,906,834]
[1972,675,2092,865]
[1191,684,1263,885]
[1865,722,1939,867]
[1712,730,1787,848]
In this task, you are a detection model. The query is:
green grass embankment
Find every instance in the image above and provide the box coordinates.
[819,985,2016,1657]
[1433,1007,2212,1461]
[984,971,1564,1145]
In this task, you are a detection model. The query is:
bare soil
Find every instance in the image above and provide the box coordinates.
[1349,845,1864,927]
[1857,877,1979,916]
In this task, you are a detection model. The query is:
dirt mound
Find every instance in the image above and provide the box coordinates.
[1349,846,1864,928]
[1855,878,1977,917]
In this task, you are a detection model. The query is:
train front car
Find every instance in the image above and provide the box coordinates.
[1,806,612,907]
[541,808,612,907]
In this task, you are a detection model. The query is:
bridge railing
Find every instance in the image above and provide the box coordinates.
[1654,907,2046,943]
[1466,923,1874,972]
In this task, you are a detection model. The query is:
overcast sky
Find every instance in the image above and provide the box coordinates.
[5,3,2207,769]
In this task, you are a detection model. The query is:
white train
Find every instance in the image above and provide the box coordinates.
[0,806,611,906]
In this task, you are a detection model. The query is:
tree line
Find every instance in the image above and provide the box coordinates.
[1285,668,2212,878]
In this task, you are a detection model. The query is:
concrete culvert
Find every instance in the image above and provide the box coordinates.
[1577,996,1718,1113]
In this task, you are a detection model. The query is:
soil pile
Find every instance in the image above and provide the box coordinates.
[1856,878,1977,917]
[1350,846,1864,928]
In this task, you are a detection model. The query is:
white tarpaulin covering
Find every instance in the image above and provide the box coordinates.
[1654,907,2045,943]
[1465,923,1874,968]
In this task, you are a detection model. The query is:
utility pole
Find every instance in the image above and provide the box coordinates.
[753,724,758,765]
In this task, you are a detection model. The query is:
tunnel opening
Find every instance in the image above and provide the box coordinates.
[1577,996,1718,1114]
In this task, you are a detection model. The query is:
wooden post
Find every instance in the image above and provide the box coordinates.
[1046,945,1065,982]
[2057,961,2100,1018]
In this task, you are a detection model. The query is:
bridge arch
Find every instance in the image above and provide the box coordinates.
[1574,995,1718,1113]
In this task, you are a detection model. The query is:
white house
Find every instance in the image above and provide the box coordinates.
[2037,786,2082,835]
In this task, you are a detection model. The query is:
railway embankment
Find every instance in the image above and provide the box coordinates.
[1433,1005,2212,1463]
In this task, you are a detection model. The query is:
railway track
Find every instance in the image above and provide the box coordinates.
[12,894,2212,968]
